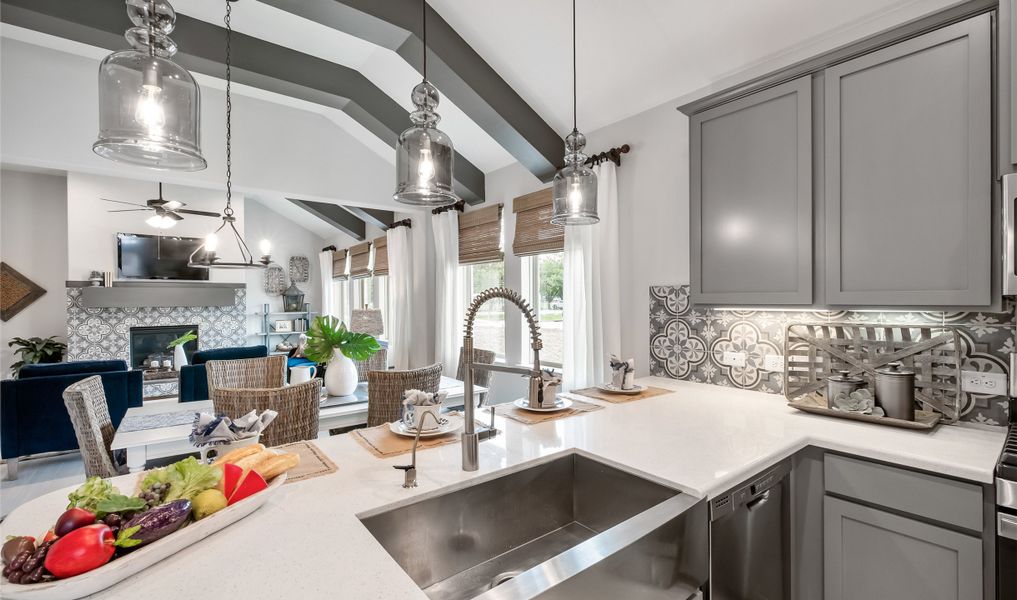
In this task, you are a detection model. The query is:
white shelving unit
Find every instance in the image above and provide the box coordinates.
[249,303,315,354]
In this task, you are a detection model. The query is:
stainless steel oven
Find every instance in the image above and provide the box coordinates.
[1004,174,1017,295]
[1000,476,1016,600]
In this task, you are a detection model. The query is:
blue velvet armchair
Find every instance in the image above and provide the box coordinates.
[1,360,143,478]
[178,345,268,402]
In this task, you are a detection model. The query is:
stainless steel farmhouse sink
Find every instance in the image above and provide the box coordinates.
[359,453,709,600]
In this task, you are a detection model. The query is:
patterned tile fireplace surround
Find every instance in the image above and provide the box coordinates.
[65,287,247,363]
[649,285,1014,425]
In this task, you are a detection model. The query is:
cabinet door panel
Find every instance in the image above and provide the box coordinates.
[825,15,991,305]
[824,497,982,600]
[690,76,812,305]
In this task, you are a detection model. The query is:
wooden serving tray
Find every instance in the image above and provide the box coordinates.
[788,393,941,430]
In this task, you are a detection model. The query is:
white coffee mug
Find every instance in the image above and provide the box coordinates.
[290,364,317,385]
[403,404,441,431]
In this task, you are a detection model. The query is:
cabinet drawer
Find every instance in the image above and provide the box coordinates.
[824,454,982,531]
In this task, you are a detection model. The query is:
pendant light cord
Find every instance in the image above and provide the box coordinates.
[421,0,428,81]
[224,0,234,218]
[572,0,577,133]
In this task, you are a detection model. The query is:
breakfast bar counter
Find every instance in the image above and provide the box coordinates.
[1,378,1005,599]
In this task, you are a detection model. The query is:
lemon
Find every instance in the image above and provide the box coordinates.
[192,489,228,520]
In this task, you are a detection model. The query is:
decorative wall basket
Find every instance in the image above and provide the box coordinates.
[289,256,310,283]
[1,262,46,321]
[263,264,286,296]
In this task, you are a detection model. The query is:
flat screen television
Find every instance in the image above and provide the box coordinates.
[117,233,209,281]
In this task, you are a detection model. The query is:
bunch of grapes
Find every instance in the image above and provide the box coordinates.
[101,512,124,537]
[3,541,55,585]
[139,481,171,509]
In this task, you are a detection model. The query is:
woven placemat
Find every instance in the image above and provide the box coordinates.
[272,440,338,483]
[351,423,461,458]
[494,398,603,424]
[569,386,672,404]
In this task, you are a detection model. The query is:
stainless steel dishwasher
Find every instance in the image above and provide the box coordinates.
[709,459,792,600]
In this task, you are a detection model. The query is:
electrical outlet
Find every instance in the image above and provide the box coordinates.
[764,355,785,372]
[722,351,746,368]
[960,370,1008,394]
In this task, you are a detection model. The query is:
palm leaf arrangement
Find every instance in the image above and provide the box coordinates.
[303,315,380,363]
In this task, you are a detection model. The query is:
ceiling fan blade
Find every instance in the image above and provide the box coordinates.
[177,209,221,218]
[107,209,152,213]
[166,211,185,221]
[101,198,148,207]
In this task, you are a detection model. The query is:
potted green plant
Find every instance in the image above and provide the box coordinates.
[8,336,67,378]
[303,315,380,396]
[166,330,197,371]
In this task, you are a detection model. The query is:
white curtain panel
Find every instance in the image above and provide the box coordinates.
[317,250,334,318]
[387,225,414,370]
[562,161,622,390]
[432,210,463,376]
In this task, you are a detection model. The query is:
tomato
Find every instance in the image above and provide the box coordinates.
[44,524,114,578]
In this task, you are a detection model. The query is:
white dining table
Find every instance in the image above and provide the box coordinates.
[110,376,487,473]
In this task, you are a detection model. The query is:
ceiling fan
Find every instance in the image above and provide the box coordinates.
[102,183,220,229]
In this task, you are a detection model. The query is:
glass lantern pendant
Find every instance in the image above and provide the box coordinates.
[551,0,598,225]
[393,0,458,206]
[93,0,207,171]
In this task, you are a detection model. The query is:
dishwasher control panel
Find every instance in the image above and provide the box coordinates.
[710,459,792,521]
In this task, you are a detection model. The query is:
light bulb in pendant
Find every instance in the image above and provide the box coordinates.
[259,239,272,257]
[204,232,219,253]
[567,179,583,211]
[417,147,435,184]
[135,66,166,134]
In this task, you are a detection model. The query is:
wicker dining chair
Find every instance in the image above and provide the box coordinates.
[366,363,442,427]
[62,376,125,479]
[211,379,322,447]
[456,347,496,406]
[354,347,388,382]
[206,355,286,392]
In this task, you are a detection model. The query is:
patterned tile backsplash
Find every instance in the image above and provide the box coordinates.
[649,285,1014,425]
[66,287,247,363]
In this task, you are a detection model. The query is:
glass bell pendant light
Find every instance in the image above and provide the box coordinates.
[394,0,458,206]
[93,0,206,171]
[551,0,598,225]
[188,0,269,270]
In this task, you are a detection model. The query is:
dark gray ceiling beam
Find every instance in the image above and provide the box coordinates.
[260,0,564,182]
[341,206,394,230]
[288,198,366,241]
[0,0,486,204]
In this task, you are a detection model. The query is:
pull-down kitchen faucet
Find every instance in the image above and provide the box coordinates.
[461,287,544,471]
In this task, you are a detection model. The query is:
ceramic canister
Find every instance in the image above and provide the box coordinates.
[874,362,916,421]
[826,370,865,403]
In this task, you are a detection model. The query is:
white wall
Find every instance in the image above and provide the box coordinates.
[243,198,328,340]
[65,172,247,283]
[0,169,69,375]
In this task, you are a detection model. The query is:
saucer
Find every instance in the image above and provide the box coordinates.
[389,415,464,438]
[513,397,573,413]
[595,383,646,395]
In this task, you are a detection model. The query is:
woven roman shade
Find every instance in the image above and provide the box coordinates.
[512,188,563,257]
[332,249,348,280]
[458,203,504,265]
[349,242,372,279]
[372,235,389,276]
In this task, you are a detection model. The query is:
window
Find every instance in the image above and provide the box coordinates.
[461,261,506,358]
[525,252,564,366]
[330,279,349,324]
[351,277,373,313]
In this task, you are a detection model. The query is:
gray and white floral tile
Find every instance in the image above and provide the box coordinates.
[649,285,1013,425]
[66,287,248,363]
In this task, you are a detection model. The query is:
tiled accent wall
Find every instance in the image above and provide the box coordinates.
[649,285,1014,425]
[66,287,247,363]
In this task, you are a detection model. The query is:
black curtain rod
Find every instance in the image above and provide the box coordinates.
[585,143,631,167]
[388,218,412,230]
[431,200,465,215]
[321,245,337,252]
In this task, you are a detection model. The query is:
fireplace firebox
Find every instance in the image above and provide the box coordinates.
[129,325,198,369]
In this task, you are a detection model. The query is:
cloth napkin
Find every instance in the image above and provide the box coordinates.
[403,389,447,407]
[609,354,635,387]
[189,410,278,446]
[539,370,561,405]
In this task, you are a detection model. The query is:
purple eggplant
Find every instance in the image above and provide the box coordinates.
[120,500,191,548]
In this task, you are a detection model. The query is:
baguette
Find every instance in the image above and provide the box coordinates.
[253,453,300,481]
[232,449,277,473]
[212,443,265,466]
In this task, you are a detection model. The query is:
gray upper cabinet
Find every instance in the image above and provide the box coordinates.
[824,15,992,305]
[824,496,983,600]
[690,76,812,305]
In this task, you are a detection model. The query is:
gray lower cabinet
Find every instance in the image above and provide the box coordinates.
[824,15,992,305]
[824,496,983,600]
[690,76,812,305]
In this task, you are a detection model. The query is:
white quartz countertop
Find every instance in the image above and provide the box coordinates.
[1,378,1005,599]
